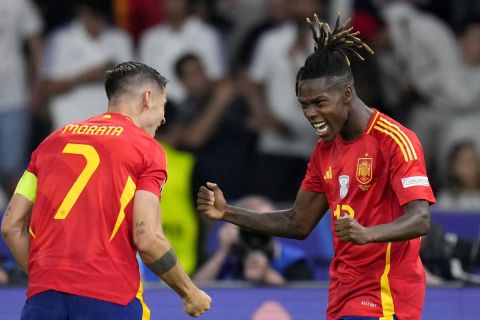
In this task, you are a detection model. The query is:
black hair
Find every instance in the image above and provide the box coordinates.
[105,61,168,101]
[295,14,374,96]
[446,140,480,191]
[76,0,113,22]
[174,53,202,79]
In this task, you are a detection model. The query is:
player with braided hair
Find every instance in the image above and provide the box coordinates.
[198,14,434,320]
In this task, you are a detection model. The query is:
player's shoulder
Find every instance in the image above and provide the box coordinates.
[369,111,421,161]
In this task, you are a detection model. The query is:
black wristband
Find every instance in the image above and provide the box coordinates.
[145,248,177,275]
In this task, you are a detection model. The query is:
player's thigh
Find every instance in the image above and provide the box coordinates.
[68,294,146,320]
[21,290,69,320]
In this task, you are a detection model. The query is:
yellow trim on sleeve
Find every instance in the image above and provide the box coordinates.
[378,117,418,160]
[374,126,409,162]
[14,171,37,203]
[28,226,36,238]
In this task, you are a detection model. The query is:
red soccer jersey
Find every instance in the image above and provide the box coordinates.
[301,110,435,320]
[25,113,167,305]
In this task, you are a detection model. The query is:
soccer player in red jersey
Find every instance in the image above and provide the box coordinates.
[197,15,434,320]
[1,61,211,319]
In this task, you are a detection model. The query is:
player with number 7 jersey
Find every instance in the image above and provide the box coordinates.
[25,112,166,305]
[2,62,211,319]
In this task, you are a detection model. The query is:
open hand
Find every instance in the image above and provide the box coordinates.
[197,182,227,220]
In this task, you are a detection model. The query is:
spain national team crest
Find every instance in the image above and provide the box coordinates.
[356,157,373,185]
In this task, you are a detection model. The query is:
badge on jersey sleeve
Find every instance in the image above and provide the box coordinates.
[356,157,373,191]
[339,175,350,199]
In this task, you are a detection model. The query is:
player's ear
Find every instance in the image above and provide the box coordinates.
[142,90,153,110]
[343,85,353,104]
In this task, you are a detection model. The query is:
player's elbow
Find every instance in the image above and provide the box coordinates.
[291,221,311,240]
[1,217,20,241]
[134,232,166,256]
[416,210,431,237]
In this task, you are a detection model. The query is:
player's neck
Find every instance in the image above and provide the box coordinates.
[107,104,140,127]
[340,98,372,141]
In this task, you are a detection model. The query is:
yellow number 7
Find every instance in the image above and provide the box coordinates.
[54,143,100,220]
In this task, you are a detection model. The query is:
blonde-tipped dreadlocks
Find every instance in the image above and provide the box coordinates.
[295,13,374,96]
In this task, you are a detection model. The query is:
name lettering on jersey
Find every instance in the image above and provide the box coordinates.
[356,156,373,192]
[401,176,430,188]
[339,175,350,199]
[373,117,417,162]
[62,124,124,136]
[323,166,332,180]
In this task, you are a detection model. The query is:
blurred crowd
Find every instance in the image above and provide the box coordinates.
[1,0,480,286]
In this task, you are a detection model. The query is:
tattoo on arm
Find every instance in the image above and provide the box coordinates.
[135,221,146,236]
[145,248,177,275]
[4,205,11,217]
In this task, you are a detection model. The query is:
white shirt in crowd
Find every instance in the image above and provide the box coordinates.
[43,21,133,129]
[0,0,42,110]
[249,23,317,159]
[139,16,225,103]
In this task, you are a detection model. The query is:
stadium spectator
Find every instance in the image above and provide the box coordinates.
[422,222,480,285]
[198,14,435,320]
[234,0,290,69]
[152,105,200,276]
[194,196,313,284]
[175,53,257,202]
[246,0,321,202]
[435,141,480,211]
[0,0,43,206]
[380,1,480,178]
[41,0,133,130]
[1,62,211,318]
[139,0,226,104]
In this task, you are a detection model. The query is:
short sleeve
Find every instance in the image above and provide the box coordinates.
[389,131,435,206]
[26,146,40,176]
[19,0,43,39]
[136,141,168,197]
[248,32,271,83]
[300,148,325,193]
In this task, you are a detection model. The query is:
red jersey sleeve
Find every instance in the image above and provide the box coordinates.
[388,130,435,206]
[26,147,39,176]
[136,141,167,197]
[301,146,325,193]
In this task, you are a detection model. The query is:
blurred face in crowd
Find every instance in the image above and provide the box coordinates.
[267,0,289,23]
[297,76,352,142]
[78,7,107,38]
[460,23,480,66]
[289,0,320,24]
[178,57,210,100]
[164,0,190,20]
[451,144,480,190]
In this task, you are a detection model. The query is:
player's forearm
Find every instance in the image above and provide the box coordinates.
[1,226,29,273]
[224,206,305,239]
[140,243,195,298]
[366,206,430,243]
[159,263,198,298]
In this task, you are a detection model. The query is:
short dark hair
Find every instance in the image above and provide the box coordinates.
[295,14,374,96]
[174,53,201,78]
[105,61,168,101]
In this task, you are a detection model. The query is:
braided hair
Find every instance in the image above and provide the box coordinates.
[295,13,374,97]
